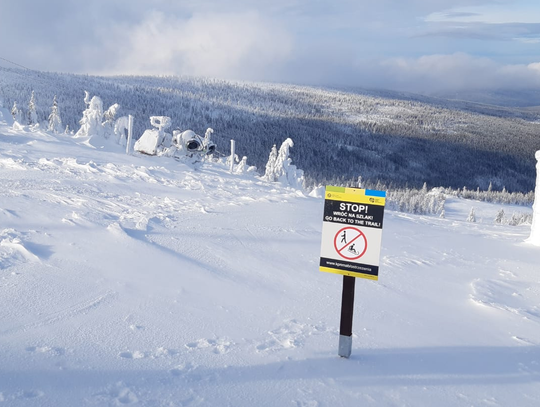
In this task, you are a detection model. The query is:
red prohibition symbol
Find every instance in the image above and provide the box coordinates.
[334,226,368,260]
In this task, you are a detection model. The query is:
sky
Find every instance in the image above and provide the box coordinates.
[1,0,539,94]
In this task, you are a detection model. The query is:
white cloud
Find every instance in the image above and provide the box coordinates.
[359,53,540,93]
[529,62,540,72]
[97,11,293,80]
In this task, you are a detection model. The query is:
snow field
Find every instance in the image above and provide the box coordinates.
[0,121,539,406]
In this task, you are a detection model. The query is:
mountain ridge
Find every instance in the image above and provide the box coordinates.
[1,66,539,192]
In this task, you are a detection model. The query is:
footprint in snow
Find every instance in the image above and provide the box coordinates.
[16,390,44,400]
[185,338,233,354]
[93,382,138,405]
[118,350,146,359]
[25,345,66,356]
[119,347,179,360]
[256,319,331,353]
[169,362,196,377]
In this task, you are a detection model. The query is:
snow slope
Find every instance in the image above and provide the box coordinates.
[0,118,540,407]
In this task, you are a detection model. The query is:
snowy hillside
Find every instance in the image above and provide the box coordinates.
[2,66,540,192]
[1,112,540,407]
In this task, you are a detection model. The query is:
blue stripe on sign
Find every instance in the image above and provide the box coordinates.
[365,189,386,197]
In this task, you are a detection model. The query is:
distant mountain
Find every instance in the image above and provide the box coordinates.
[1,67,539,192]
[431,89,540,108]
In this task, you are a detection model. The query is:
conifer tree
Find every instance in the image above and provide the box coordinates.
[495,209,505,224]
[48,95,63,134]
[102,103,120,139]
[75,94,104,138]
[263,144,278,181]
[27,90,38,125]
[11,102,22,124]
[467,207,476,223]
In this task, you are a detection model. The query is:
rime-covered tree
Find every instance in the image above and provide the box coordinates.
[263,144,278,181]
[11,101,23,124]
[48,95,63,134]
[102,103,120,139]
[467,207,476,223]
[75,94,104,138]
[495,209,505,224]
[27,90,38,125]
[528,151,540,245]
[263,138,304,189]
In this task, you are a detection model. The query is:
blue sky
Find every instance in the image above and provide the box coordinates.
[1,0,539,93]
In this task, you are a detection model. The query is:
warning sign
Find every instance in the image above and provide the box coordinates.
[320,186,386,280]
[334,227,367,260]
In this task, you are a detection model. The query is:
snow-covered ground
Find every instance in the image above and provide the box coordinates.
[1,111,540,407]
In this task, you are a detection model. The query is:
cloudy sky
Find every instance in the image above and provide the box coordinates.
[1,0,539,94]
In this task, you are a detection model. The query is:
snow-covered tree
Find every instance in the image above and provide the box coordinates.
[11,102,23,124]
[235,156,248,174]
[114,116,130,146]
[527,150,540,245]
[83,90,91,107]
[263,144,278,181]
[467,207,476,223]
[27,90,38,125]
[495,209,505,224]
[48,95,63,134]
[263,138,304,189]
[234,156,256,174]
[74,94,104,138]
[357,175,363,189]
[203,128,213,148]
[102,103,120,139]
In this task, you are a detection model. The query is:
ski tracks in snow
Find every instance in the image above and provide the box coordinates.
[470,274,540,323]
[469,258,540,346]
[0,290,118,336]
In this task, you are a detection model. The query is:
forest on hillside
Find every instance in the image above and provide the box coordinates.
[1,66,539,192]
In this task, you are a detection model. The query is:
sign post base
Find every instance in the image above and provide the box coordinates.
[338,335,352,358]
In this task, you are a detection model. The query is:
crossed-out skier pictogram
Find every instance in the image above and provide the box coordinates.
[333,226,368,260]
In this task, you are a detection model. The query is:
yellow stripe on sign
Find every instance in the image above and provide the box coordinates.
[325,186,386,206]
[320,266,379,281]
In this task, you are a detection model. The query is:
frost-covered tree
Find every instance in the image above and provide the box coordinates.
[494,209,505,224]
[263,144,278,181]
[263,138,304,189]
[203,128,213,149]
[102,103,120,139]
[467,207,476,223]
[27,90,38,125]
[83,90,91,107]
[235,156,248,174]
[357,175,363,189]
[48,95,63,134]
[527,150,540,245]
[11,102,23,124]
[75,94,104,138]
[114,116,130,146]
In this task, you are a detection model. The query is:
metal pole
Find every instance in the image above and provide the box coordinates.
[230,139,235,173]
[338,275,356,358]
[126,115,133,155]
